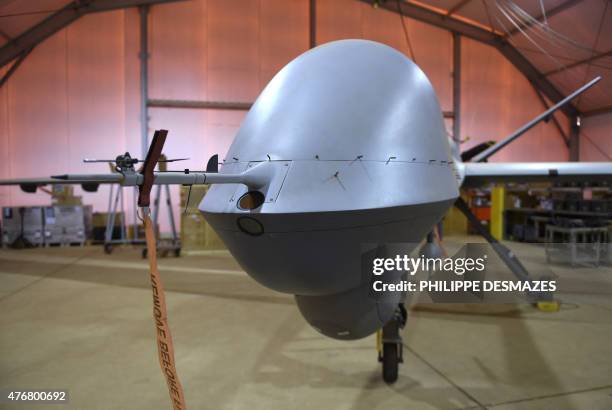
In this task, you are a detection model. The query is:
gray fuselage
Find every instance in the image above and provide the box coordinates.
[200,40,459,339]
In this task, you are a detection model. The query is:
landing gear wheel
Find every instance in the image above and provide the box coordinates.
[379,303,406,384]
[174,248,181,257]
[104,243,113,254]
[142,248,148,259]
[382,343,399,384]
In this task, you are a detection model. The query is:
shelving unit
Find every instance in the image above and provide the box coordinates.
[503,182,612,242]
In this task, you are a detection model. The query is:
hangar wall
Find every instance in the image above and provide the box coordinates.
[0,10,130,215]
[581,114,612,162]
[1,0,606,230]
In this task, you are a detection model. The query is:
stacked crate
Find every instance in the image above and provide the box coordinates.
[43,205,87,246]
[2,207,45,247]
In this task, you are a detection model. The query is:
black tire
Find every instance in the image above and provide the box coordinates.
[142,248,148,259]
[382,343,399,384]
[174,248,181,257]
[104,243,113,254]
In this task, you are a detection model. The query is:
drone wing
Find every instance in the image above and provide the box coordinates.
[469,77,600,163]
[0,160,269,194]
[0,170,262,193]
[462,162,612,186]
[458,77,612,186]
[0,127,267,196]
[0,175,123,193]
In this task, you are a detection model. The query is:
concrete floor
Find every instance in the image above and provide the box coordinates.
[0,236,611,409]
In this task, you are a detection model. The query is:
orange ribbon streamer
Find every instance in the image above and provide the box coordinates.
[143,214,187,410]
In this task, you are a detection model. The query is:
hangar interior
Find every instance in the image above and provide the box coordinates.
[0,0,611,409]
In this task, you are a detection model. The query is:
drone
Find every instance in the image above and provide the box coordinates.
[1,40,611,384]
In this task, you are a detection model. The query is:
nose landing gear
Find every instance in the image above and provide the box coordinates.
[377,303,407,384]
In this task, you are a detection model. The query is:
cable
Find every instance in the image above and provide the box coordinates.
[495,0,611,108]
[575,0,608,107]
[581,131,612,161]
[495,1,563,69]
[481,0,496,33]
[539,0,548,26]
[505,1,594,53]
[397,0,417,62]
[183,185,193,214]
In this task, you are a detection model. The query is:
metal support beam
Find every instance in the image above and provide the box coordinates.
[0,47,32,89]
[0,0,185,68]
[569,116,580,161]
[148,98,456,118]
[0,28,11,42]
[148,99,252,110]
[309,0,316,49]
[583,105,612,118]
[506,0,583,37]
[452,32,461,142]
[543,49,612,77]
[447,0,471,16]
[367,0,499,44]
[139,5,150,159]
[359,0,580,118]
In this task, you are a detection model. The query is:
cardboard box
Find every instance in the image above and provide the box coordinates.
[92,212,124,228]
[52,185,82,206]
[180,186,225,251]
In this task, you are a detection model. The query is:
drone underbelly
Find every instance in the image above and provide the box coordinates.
[203,199,454,296]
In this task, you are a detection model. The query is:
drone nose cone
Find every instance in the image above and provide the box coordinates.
[224,39,451,164]
[200,39,459,297]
